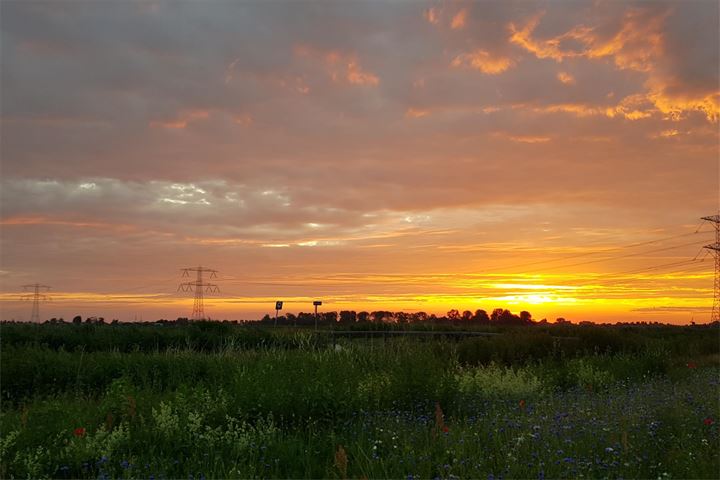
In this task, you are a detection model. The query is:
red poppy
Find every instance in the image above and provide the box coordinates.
[703,417,715,426]
[519,399,526,409]
[687,362,697,369]
[73,427,86,437]
[442,425,450,433]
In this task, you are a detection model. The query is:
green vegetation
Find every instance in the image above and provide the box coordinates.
[1,322,718,479]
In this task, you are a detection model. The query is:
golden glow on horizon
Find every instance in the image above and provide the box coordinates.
[2,268,712,323]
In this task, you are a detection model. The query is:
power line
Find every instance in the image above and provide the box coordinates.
[21,283,51,322]
[701,214,720,322]
[178,266,219,320]
[478,230,712,275]
[571,259,712,291]
[214,241,711,302]
[503,239,710,276]
[215,230,713,289]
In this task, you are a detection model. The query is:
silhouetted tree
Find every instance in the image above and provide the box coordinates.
[297,312,314,326]
[412,311,428,323]
[447,309,460,321]
[339,310,357,324]
[322,311,338,324]
[473,309,490,324]
[371,311,392,323]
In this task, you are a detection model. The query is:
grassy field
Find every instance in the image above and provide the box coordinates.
[1,322,718,479]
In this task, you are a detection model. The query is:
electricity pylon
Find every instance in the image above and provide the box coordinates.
[178,267,219,320]
[701,215,720,322]
[21,284,51,322]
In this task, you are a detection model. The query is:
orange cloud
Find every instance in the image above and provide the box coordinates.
[605,94,654,120]
[233,114,253,126]
[485,100,655,120]
[149,110,209,129]
[509,9,666,71]
[295,45,379,87]
[508,135,551,144]
[525,93,713,123]
[587,9,666,72]
[452,49,514,74]
[557,72,575,85]
[493,132,551,143]
[510,9,718,123]
[537,103,601,117]
[405,108,430,118]
[509,13,594,62]
[1,216,136,232]
[346,61,380,86]
[647,89,719,122]
[451,9,467,29]
[657,129,679,138]
[424,7,440,25]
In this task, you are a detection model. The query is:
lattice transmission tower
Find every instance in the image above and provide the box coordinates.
[21,283,51,322]
[701,215,720,322]
[178,267,219,320]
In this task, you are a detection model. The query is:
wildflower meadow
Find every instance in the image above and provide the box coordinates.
[1,322,718,479]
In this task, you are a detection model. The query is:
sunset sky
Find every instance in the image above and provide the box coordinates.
[1,0,718,324]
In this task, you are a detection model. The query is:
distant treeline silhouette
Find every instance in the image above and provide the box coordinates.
[258,308,538,327]
[8,308,716,329]
[19,308,538,326]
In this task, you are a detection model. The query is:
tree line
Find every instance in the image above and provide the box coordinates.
[259,308,542,327]
[27,308,540,326]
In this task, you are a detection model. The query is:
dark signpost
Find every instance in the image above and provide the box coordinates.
[313,300,322,330]
[275,301,283,326]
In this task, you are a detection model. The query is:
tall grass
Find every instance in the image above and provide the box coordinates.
[1,323,718,478]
